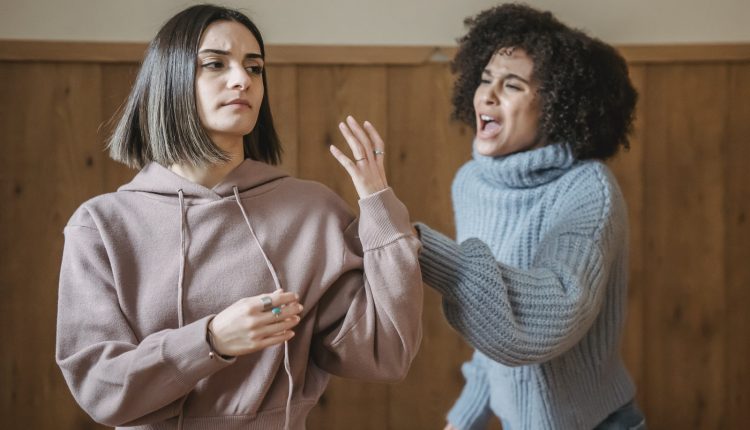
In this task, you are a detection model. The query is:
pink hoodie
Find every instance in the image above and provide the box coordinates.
[56,159,423,429]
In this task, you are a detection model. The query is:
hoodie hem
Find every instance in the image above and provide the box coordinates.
[118,400,317,430]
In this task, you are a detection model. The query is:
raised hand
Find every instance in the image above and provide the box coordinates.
[209,289,303,357]
[329,115,389,199]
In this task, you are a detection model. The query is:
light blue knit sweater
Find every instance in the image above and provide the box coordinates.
[417,143,635,430]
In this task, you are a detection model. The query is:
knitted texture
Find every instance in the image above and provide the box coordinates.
[418,143,635,430]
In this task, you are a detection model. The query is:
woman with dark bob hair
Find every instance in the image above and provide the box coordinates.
[56,4,422,430]
[413,4,645,430]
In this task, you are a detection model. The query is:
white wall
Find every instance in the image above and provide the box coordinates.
[1,0,749,45]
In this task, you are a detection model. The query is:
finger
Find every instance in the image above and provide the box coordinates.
[260,302,304,325]
[338,121,366,163]
[253,330,296,350]
[272,290,300,307]
[329,144,360,178]
[256,315,302,338]
[346,116,374,161]
[364,120,388,186]
[250,290,297,313]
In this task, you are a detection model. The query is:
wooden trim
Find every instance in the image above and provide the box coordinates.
[0,40,148,63]
[617,44,750,64]
[1,40,748,64]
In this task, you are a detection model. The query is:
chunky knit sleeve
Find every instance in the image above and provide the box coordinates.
[416,220,619,366]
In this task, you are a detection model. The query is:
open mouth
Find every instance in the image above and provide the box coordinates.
[478,114,501,137]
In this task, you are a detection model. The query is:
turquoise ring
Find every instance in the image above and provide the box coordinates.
[271,306,282,317]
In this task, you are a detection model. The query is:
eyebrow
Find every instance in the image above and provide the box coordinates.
[482,69,530,84]
[198,49,264,61]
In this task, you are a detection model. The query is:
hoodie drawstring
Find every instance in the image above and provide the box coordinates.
[176,189,189,429]
[233,186,294,430]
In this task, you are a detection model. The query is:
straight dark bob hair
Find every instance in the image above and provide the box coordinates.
[108,4,282,169]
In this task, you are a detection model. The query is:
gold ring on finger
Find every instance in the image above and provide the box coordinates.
[354,157,366,162]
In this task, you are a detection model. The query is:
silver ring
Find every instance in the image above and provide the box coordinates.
[260,296,273,312]
[374,149,384,156]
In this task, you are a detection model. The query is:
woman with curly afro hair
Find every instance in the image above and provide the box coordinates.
[411,3,646,430]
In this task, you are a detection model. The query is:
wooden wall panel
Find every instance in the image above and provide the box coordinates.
[724,63,750,430]
[384,64,485,429]
[1,45,749,429]
[297,65,391,430]
[99,64,139,190]
[0,62,109,430]
[607,64,647,409]
[641,64,729,429]
[267,65,300,176]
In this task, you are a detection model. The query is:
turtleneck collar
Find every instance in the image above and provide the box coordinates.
[472,142,577,188]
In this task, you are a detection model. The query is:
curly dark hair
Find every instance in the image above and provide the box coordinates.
[452,3,637,160]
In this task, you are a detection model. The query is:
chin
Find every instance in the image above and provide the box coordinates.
[474,140,506,157]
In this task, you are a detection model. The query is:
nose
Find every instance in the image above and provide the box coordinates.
[478,83,498,106]
[228,65,252,91]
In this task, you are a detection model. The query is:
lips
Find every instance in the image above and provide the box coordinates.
[224,98,251,108]
[477,113,502,138]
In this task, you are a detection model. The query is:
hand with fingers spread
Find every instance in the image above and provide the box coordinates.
[329,115,389,199]
[208,289,303,357]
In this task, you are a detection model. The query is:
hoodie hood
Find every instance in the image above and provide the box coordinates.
[118,158,290,204]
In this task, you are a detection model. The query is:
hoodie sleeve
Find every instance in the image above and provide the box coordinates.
[311,188,423,382]
[55,209,234,427]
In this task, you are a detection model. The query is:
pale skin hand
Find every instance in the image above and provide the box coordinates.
[329,115,389,198]
[444,424,459,430]
[209,289,303,357]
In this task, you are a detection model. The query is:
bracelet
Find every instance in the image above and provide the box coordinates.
[206,317,233,360]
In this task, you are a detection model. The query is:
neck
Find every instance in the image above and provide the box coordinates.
[170,137,244,188]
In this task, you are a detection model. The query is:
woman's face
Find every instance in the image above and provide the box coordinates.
[195,20,264,150]
[473,48,546,157]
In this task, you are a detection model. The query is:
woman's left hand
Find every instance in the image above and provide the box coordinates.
[330,115,388,199]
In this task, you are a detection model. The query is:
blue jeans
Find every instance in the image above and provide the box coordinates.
[593,400,646,430]
[498,400,646,430]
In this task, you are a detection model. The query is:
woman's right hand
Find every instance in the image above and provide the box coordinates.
[209,289,303,357]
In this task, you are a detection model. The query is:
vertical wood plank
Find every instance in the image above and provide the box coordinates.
[0,61,109,429]
[385,64,499,430]
[298,65,390,430]
[607,64,647,406]
[724,62,750,429]
[641,63,728,429]
[100,63,139,190]
[267,65,299,176]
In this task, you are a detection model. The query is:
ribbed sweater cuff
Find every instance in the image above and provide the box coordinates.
[447,374,492,430]
[414,223,461,297]
[358,187,414,251]
[161,315,235,389]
